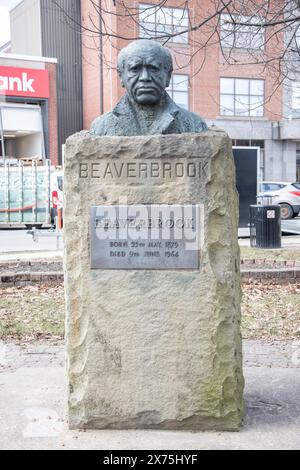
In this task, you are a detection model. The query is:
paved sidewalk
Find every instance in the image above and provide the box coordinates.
[0,237,299,262]
[0,251,63,262]
[0,229,63,254]
[239,234,300,248]
[0,340,300,450]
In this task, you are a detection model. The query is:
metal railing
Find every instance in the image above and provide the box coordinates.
[29,218,63,250]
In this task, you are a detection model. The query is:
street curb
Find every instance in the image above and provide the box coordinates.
[1,258,300,270]
[241,258,300,268]
[0,272,63,287]
[242,269,300,283]
[0,260,61,270]
[1,269,300,287]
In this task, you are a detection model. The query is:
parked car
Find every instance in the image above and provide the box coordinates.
[258,181,300,219]
[50,170,64,226]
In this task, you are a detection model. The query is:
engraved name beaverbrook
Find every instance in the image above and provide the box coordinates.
[64,39,244,431]
[79,160,209,180]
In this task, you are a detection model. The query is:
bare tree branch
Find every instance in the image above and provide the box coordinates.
[49,0,300,116]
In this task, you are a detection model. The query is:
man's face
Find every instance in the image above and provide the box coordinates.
[120,50,171,105]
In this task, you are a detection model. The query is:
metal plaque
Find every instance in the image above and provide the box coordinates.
[90,205,202,270]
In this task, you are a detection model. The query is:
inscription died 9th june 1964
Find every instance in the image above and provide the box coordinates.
[90,205,202,270]
[80,159,209,182]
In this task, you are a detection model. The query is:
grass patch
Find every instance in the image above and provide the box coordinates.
[1,283,300,343]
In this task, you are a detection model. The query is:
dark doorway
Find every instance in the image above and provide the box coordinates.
[233,147,259,228]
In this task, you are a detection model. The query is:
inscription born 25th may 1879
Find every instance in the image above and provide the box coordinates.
[90,205,202,270]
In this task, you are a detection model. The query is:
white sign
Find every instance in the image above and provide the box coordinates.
[90,204,203,270]
[267,210,276,219]
[0,73,35,93]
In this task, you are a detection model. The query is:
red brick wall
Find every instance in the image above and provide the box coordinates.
[45,62,59,166]
[102,3,121,114]
[80,0,102,129]
[81,0,284,124]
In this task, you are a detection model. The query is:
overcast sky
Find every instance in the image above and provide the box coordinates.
[0,0,22,47]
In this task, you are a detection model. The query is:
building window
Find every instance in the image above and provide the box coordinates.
[233,139,265,180]
[220,78,264,117]
[166,74,189,109]
[139,4,188,44]
[233,140,264,149]
[221,14,265,50]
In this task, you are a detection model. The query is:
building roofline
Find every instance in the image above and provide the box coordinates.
[0,52,57,64]
[10,1,24,14]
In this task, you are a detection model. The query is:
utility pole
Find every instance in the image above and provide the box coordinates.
[99,0,104,115]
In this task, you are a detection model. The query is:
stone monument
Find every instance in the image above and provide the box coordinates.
[64,39,244,430]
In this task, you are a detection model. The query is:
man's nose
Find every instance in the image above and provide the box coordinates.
[140,67,151,81]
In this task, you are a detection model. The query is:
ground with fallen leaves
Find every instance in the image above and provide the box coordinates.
[0,285,64,343]
[0,282,299,343]
[242,282,300,340]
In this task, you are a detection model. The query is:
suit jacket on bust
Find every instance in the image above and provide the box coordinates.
[90,93,207,136]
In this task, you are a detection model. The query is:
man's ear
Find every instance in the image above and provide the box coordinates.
[117,68,125,88]
[165,71,172,88]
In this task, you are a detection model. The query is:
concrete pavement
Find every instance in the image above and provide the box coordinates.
[238,216,300,238]
[239,234,300,247]
[0,228,63,254]
[0,228,300,262]
[0,340,300,450]
[282,218,300,235]
[0,250,63,262]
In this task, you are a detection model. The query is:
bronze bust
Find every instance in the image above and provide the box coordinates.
[90,39,207,136]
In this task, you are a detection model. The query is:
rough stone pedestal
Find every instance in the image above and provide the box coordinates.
[64,129,244,431]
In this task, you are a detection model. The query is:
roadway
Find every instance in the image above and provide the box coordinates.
[282,218,300,234]
[0,228,63,254]
[1,217,300,254]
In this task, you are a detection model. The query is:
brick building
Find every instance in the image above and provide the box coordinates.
[4,0,300,180]
[80,0,300,182]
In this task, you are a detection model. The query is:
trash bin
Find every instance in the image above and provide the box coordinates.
[249,204,281,249]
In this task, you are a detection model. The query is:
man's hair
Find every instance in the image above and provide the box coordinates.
[117,39,173,75]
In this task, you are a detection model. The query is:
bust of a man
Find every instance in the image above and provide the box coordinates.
[90,39,207,136]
